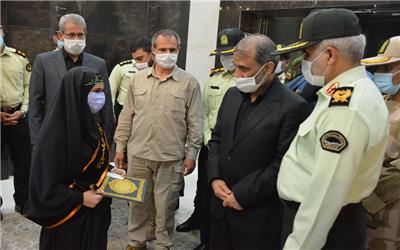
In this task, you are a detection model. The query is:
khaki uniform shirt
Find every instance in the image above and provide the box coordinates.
[277,66,389,250]
[363,99,400,213]
[0,45,31,112]
[114,66,203,161]
[202,70,234,145]
[109,59,140,106]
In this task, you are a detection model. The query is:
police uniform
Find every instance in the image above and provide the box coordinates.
[176,28,244,249]
[361,36,400,250]
[203,67,235,144]
[274,9,389,250]
[109,59,140,119]
[0,45,32,213]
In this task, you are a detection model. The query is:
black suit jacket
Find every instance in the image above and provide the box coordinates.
[208,78,312,235]
[28,49,114,145]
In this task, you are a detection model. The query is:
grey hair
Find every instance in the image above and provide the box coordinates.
[317,34,366,64]
[59,14,87,33]
[151,29,181,48]
[235,34,278,67]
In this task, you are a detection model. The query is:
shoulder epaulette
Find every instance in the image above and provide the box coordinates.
[119,59,132,66]
[15,49,27,58]
[209,67,225,77]
[329,87,353,107]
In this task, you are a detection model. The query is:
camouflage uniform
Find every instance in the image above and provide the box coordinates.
[364,99,400,250]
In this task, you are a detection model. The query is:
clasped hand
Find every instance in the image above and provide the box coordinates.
[211,179,243,211]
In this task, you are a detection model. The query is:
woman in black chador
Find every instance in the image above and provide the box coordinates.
[26,66,121,250]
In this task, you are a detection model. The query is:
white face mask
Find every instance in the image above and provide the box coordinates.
[233,64,267,93]
[63,38,86,55]
[156,53,178,69]
[301,49,330,87]
[220,55,236,72]
[135,62,148,70]
[87,92,105,114]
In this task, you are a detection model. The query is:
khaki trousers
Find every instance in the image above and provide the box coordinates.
[127,155,182,250]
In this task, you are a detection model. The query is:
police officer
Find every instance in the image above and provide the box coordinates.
[274,9,389,249]
[176,28,244,250]
[361,35,400,250]
[0,24,32,214]
[110,36,152,120]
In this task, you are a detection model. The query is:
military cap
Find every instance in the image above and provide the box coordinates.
[361,36,400,66]
[273,8,361,55]
[210,28,244,56]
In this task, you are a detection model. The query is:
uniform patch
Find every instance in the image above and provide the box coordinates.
[210,86,220,89]
[325,82,339,96]
[329,87,353,107]
[320,130,348,153]
[26,63,32,72]
[128,70,136,73]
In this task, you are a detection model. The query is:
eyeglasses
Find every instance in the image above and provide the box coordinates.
[63,32,85,39]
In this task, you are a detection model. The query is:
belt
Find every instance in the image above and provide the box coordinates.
[1,103,22,114]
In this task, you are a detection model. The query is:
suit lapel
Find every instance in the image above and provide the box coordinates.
[82,52,92,67]
[54,49,67,79]
[229,80,281,152]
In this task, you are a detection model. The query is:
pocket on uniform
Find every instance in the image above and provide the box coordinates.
[133,88,147,110]
[9,69,24,85]
[167,92,186,113]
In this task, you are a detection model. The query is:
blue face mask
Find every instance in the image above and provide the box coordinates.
[374,71,400,95]
[57,40,64,49]
[87,92,105,114]
[0,36,4,47]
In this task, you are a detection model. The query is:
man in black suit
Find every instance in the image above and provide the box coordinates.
[29,13,114,145]
[207,34,312,250]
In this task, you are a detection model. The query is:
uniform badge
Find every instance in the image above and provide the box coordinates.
[320,130,348,153]
[210,86,220,90]
[220,34,229,46]
[325,82,339,96]
[329,87,353,107]
[26,63,32,72]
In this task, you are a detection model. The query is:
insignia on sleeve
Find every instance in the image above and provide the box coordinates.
[329,87,353,107]
[26,63,32,72]
[320,130,348,153]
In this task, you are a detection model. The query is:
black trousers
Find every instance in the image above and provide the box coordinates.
[1,117,31,209]
[195,145,211,244]
[209,214,275,250]
[281,201,366,250]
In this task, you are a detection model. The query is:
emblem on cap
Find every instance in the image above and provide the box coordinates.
[298,22,304,39]
[220,34,229,46]
[329,87,353,107]
[378,39,390,54]
[320,130,348,153]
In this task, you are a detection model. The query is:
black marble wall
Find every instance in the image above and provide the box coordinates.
[1,1,190,72]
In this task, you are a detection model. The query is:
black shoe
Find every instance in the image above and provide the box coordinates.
[176,216,200,232]
[193,244,208,250]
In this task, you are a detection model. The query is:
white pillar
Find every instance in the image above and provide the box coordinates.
[185,0,221,89]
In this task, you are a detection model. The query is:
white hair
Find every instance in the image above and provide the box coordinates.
[317,34,366,64]
[59,14,87,33]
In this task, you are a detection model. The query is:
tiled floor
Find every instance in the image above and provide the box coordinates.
[0,173,200,250]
